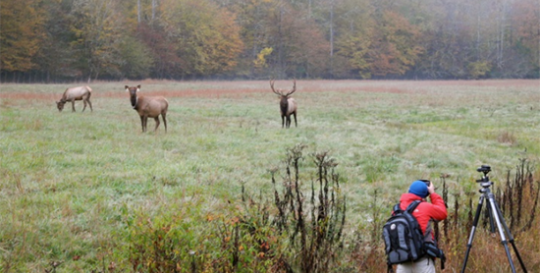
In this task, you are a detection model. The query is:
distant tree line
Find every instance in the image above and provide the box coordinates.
[1,0,538,82]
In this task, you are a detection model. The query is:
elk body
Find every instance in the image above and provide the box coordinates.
[270,79,297,128]
[56,86,93,112]
[125,85,169,133]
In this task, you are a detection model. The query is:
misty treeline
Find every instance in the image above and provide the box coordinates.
[1,0,538,82]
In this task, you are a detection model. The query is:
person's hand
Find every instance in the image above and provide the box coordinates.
[427,181,435,195]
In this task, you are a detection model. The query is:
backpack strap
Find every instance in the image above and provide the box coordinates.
[393,200,422,214]
[392,203,401,214]
[405,200,422,213]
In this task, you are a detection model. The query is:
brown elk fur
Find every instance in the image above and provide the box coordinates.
[56,86,93,112]
[125,85,169,133]
[270,79,297,128]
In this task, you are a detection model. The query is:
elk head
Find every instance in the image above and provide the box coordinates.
[56,100,66,112]
[125,85,141,109]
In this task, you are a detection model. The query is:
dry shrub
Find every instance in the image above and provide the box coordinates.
[497,159,540,233]
[240,144,350,272]
[497,131,516,145]
[449,159,540,272]
[121,156,539,272]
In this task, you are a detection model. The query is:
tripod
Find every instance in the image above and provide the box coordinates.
[461,165,527,273]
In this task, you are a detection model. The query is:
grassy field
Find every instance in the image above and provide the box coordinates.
[1,79,540,272]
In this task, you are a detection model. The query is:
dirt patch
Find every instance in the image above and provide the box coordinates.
[1,79,538,102]
[0,93,58,100]
[0,89,253,101]
[97,89,268,99]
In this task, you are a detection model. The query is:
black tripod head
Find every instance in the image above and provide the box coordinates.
[476,165,493,189]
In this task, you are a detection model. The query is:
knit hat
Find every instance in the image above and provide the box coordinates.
[409,180,429,198]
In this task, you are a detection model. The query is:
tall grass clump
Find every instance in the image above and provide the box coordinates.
[122,146,540,273]
[497,159,540,233]
[118,144,348,272]
[266,145,347,272]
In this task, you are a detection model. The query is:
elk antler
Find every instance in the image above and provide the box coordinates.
[270,79,283,96]
[284,79,296,96]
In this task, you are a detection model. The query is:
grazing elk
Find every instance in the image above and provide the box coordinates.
[125,85,169,133]
[270,79,297,128]
[56,86,93,112]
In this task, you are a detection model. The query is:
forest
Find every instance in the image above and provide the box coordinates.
[1,0,539,82]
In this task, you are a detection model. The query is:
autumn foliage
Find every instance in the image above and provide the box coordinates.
[1,0,539,81]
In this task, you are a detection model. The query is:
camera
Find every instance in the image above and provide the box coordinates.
[477,165,491,175]
[419,179,431,187]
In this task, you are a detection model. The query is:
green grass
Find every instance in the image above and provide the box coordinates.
[1,79,540,271]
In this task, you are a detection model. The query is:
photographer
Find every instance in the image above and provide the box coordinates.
[395,180,448,273]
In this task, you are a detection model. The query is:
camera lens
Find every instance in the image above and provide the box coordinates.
[477,165,491,173]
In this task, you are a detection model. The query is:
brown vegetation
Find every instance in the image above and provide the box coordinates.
[1,79,538,102]
[120,145,540,272]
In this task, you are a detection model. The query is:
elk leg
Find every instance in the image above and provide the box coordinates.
[86,93,93,112]
[71,100,76,112]
[161,113,167,133]
[153,117,160,132]
[281,115,285,128]
[144,117,149,132]
[82,100,87,112]
[140,116,146,132]
[293,112,297,127]
[286,115,291,128]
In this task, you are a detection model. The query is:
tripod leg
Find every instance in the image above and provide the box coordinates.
[487,194,517,273]
[491,197,528,272]
[486,199,496,233]
[461,195,485,273]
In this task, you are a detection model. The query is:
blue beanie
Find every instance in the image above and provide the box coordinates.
[409,180,429,198]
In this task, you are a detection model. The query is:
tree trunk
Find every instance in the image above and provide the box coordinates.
[329,0,334,78]
[152,0,157,21]
[137,0,141,24]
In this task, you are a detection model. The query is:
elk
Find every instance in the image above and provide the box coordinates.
[56,86,93,112]
[270,79,297,128]
[125,85,168,133]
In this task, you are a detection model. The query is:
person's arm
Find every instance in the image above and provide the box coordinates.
[427,182,447,221]
[428,193,447,221]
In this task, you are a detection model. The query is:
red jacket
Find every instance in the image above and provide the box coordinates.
[399,192,448,238]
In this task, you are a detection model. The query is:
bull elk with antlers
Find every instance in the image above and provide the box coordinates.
[270,79,297,128]
[125,85,169,133]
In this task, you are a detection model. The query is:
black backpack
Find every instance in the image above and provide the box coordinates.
[382,200,426,270]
